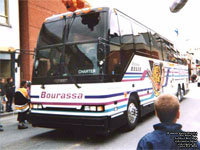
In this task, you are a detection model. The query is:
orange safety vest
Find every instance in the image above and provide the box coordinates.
[15,88,29,112]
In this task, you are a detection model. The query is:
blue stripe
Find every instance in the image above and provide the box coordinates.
[123,75,148,79]
[140,92,155,102]
[85,92,125,99]
[173,75,188,77]
[123,76,143,79]
[136,88,153,92]
[105,104,127,112]
[85,87,154,99]
[31,95,39,98]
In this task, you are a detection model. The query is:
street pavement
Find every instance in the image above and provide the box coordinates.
[0,82,200,150]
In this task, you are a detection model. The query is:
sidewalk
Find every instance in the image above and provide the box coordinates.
[0,111,17,118]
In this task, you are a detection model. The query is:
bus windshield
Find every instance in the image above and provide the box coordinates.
[37,11,106,47]
[33,11,107,84]
[34,43,99,77]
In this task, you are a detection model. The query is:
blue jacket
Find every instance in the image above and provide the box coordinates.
[137,123,200,150]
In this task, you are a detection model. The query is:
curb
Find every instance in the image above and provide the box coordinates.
[0,111,17,118]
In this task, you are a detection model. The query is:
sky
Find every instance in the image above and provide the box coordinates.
[87,0,200,53]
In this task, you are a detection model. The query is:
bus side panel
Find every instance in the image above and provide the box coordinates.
[123,55,189,117]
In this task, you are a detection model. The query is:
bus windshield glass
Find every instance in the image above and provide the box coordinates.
[33,11,107,84]
[34,43,99,77]
[37,11,106,47]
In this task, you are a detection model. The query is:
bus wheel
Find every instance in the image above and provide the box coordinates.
[177,87,183,101]
[124,99,139,131]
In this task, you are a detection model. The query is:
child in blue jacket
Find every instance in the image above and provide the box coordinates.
[137,94,200,150]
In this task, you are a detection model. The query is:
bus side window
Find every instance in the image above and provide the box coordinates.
[167,48,177,63]
[117,11,134,72]
[150,32,163,60]
[109,11,120,44]
[107,10,121,81]
[131,22,151,58]
[108,45,121,76]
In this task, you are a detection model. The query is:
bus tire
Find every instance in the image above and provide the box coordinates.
[177,86,183,101]
[124,98,139,131]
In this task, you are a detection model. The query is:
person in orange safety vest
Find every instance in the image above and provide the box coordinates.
[14,81,30,129]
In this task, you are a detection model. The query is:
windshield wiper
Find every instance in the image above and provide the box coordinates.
[62,13,81,89]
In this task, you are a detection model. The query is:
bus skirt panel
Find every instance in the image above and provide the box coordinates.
[28,112,126,133]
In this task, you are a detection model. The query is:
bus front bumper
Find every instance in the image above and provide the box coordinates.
[28,112,111,133]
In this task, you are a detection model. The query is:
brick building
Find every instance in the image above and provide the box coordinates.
[19,0,66,81]
[0,0,20,88]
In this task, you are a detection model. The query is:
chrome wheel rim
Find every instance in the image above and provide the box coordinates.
[128,103,138,124]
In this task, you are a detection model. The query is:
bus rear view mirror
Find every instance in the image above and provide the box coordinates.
[97,43,105,65]
[15,54,21,67]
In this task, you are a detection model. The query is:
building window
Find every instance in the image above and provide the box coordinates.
[0,0,8,25]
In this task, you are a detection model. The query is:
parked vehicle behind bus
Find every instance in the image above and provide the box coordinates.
[29,7,189,134]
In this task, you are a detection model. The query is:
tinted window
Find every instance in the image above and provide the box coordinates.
[117,11,134,72]
[37,20,65,48]
[34,47,63,77]
[34,43,100,78]
[131,21,151,58]
[107,44,121,77]
[117,13,133,44]
[109,11,120,44]
[68,12,106,42]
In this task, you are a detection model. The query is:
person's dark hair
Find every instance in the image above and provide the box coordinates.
[27,81,31,87]
[20,81,27,88]
[154,94,180,123]
[7,77,12,83]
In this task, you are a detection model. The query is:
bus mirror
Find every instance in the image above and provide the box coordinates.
[97,43,105,64]
[98,48,104,60]
[15,54,21,67]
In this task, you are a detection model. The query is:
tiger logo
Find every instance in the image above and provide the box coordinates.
[147,61,165,96]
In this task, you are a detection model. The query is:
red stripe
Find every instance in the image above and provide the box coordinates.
[139,92,152,97]
[31,98,128,106]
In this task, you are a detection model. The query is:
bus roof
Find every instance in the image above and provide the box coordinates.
[44,6,173,47]
[45,7,110,22]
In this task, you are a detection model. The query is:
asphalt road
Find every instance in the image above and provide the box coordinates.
[0,83,200,150]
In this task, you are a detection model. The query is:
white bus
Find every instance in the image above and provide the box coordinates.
[29,7,189,134]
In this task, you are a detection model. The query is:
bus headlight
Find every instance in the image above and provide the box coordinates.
[32,104,43,109]
[83,105,104,112]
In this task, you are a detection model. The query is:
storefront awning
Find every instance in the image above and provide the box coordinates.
[0,47,16,52]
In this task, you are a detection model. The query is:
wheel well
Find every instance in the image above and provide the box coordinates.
[129,92,140,106]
